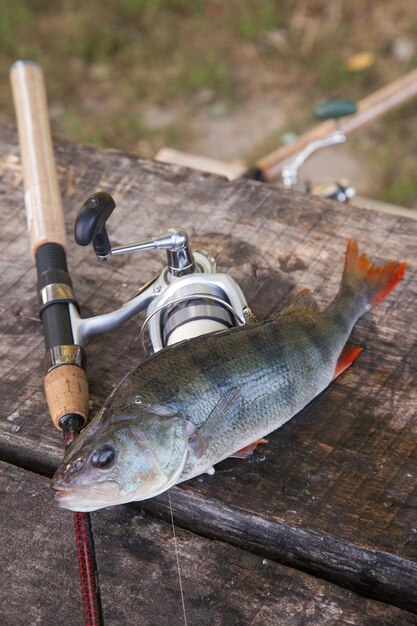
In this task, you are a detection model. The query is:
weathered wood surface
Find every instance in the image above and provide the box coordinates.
[1,123,416,613]
[2,461,416,626]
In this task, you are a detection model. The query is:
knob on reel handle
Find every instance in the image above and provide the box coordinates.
[75,191,116,259]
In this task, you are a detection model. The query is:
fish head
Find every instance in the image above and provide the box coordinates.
[52,402,189,512]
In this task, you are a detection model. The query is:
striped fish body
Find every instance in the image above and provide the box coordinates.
[121,310,340,482]
[52,241,406,511]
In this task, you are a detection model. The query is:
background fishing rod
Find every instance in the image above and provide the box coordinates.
[254,66,417,182]
[10,60,104,626]
[157,66,417,200]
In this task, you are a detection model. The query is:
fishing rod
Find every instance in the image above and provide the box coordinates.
[10,60,257,623]
[157,66,417,201]
[255,66,417,182]
[10,61,103,626]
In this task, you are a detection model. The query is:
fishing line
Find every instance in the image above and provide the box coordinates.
[168,491,188,626]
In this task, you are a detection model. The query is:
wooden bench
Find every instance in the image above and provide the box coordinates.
[1,124,416,625]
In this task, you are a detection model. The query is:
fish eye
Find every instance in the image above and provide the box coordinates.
[91,445,116,469]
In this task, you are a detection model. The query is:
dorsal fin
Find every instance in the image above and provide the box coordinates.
[279,288,319,315]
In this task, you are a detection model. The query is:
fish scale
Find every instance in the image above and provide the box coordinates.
[52,241,406,512]
[174,317,336,481]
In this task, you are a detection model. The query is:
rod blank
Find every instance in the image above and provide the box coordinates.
[256,67,417,181]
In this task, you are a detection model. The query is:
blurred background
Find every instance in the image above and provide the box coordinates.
[1,0,417,209]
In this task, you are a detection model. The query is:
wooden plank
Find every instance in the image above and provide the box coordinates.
[1,460,416,626]
[155,147,246,180]
[1,124,416,610]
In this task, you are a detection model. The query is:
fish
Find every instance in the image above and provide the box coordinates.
[52,241,406,512]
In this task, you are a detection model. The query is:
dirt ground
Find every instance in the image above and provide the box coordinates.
[1,1,417,209]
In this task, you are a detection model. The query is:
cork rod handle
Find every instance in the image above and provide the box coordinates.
[10,60,67,256]
[45,365,89,430]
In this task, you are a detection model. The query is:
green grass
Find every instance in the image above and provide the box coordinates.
[236,1,287,40]
[0,0,34,56]
[0,0,416,206]
[120,0,202,18]
[168,54,234,96]
[378,178,417,206]
[317,53,349,91]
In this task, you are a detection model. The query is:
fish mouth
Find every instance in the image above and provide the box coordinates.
[53,479,121,512]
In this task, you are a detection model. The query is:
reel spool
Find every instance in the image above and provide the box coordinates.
[72,192,255,353]
[163,296,235,345]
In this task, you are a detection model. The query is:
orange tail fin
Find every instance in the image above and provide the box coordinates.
[343,240,406,310]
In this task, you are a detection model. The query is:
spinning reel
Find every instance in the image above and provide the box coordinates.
[70,192,255,354]
[281,98,357,203]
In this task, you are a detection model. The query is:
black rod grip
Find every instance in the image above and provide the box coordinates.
[35,242,75,351]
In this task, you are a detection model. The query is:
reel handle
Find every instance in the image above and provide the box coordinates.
[75,191,116,259]
[313,98,357,121]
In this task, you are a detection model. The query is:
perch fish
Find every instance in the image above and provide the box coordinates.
[53,241,406,512]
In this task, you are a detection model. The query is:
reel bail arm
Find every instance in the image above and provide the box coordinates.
[281,98,358,200]
[75,192,195,276]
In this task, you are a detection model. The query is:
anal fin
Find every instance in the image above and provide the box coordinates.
[230,438,268,459]
[334,345,362,379]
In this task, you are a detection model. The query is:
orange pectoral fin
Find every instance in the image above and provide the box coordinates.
[230,438,268,459]
[333,345,363,379]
